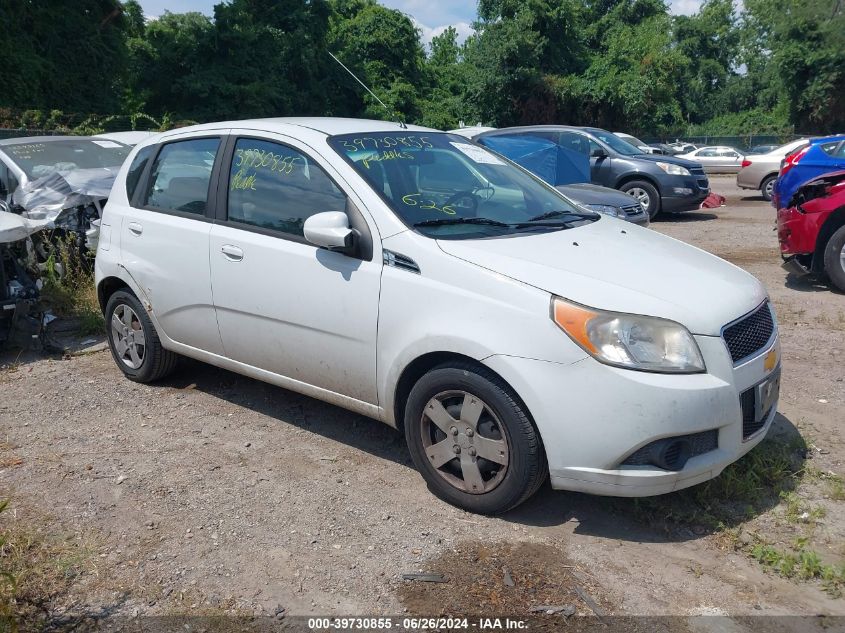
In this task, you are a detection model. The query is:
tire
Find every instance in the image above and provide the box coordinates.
[620,180,660,219]
[823,224,845,293]
[105,290,178,383]
[404,362,547,514]
[760,175,776,202]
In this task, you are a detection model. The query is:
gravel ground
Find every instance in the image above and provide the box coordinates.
[1,176,844,625]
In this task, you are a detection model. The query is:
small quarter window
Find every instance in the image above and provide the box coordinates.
[143,138,220,215]
[125,145,155,204]
[226,138,346,238]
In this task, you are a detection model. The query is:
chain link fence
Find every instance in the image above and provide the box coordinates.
[643,134,811,152]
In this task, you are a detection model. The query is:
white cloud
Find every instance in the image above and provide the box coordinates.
[668,0,705,15]
[413,19,474,48]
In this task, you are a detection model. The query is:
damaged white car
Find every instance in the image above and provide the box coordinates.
[0,136,130,348]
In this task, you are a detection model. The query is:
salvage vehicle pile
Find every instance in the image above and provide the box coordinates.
[0,137,129,349]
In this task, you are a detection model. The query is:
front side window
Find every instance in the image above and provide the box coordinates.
[226,138,346,237]
[144,138,220,215]
[329,132,596,240]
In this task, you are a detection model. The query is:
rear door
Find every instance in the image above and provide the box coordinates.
[120,135,225,354]
[208,132,382,404]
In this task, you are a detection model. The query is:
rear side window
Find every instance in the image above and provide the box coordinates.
[821,142,845,157]
[226,138,346,238]
[125,145,155,204]
[143,138,220,215]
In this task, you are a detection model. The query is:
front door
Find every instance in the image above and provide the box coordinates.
[209,133,382,404]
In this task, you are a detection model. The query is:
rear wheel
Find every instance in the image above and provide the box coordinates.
[105,290,178,382]
[823,224,845,293]
[404,362,547,514]
[620,180,660,219]
[761,175,776,202]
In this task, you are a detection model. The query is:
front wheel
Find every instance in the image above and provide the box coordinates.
[823,224,845,293]
[404,362,547,514]
[620,180,660,219]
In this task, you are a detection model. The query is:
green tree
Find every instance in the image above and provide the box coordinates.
[328,2,427,121]
[0,0,129,113]
[743,0,844,132]
[420,27,471,129]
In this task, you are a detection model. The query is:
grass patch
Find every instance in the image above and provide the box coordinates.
[750,542,845,597]
[621,434,806,531]
[0,499,90,630]
[38,235,104,337]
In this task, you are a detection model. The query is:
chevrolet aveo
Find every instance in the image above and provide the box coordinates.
[95,118,781,514]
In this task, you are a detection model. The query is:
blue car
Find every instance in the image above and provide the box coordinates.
[773,135,845,209]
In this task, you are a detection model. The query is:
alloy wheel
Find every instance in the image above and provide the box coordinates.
[764,178,775,199]
[627,187,650,208]
[111,304,146,370]
[420,390,509,494]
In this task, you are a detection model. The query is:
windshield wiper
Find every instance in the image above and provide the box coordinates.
[413,217,511,228]
[525,210,599,222]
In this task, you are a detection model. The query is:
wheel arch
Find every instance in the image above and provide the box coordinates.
[615,172,662,194]
[813,206,845,273]
[392,352,530,434]
[97,276,132,313]
[760,171,778,189]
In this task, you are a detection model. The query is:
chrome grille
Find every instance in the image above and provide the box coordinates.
[722,302,774,363]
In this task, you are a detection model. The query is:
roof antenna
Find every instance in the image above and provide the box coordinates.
[328,51,407,128]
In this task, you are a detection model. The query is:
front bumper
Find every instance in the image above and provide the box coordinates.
[483,333,780,497]
[659,173,710,212]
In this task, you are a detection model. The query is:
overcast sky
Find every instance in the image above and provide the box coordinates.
[138,0,705,46]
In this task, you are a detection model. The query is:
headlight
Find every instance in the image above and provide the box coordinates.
[551,297,705,373]
[656,162,691,177]
[582,204,622,218]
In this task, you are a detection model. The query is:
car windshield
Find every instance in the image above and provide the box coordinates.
[1,138,131,180]
[590,130,641,156]
[329,132,598,239]
[620,133,647,147]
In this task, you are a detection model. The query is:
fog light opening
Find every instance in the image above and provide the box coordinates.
[653,440,691,471]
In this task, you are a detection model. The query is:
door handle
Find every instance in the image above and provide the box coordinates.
[128,222,143,236]
[221,244,244,262]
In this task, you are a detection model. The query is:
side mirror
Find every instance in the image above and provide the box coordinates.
[304,211,354,250]
[591,148,607,158]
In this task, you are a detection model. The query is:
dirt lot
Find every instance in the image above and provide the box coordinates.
[1,176,844,628]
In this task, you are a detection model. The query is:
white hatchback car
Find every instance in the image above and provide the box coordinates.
[95,118,781,514]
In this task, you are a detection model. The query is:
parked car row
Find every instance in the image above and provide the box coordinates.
[451,126,710,220]
[768,135,845,291]
[93,117,781,514]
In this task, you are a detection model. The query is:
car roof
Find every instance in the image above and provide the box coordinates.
[0,135,81,146]
[810,134,845,145]
[160,117,435,138]
[448,126,496,138]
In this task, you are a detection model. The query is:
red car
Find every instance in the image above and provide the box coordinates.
[777,170,845,292]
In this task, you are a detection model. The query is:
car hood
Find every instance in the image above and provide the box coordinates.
[633,153,701,169]
[436,219,766,336]
[555,183,640,207]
